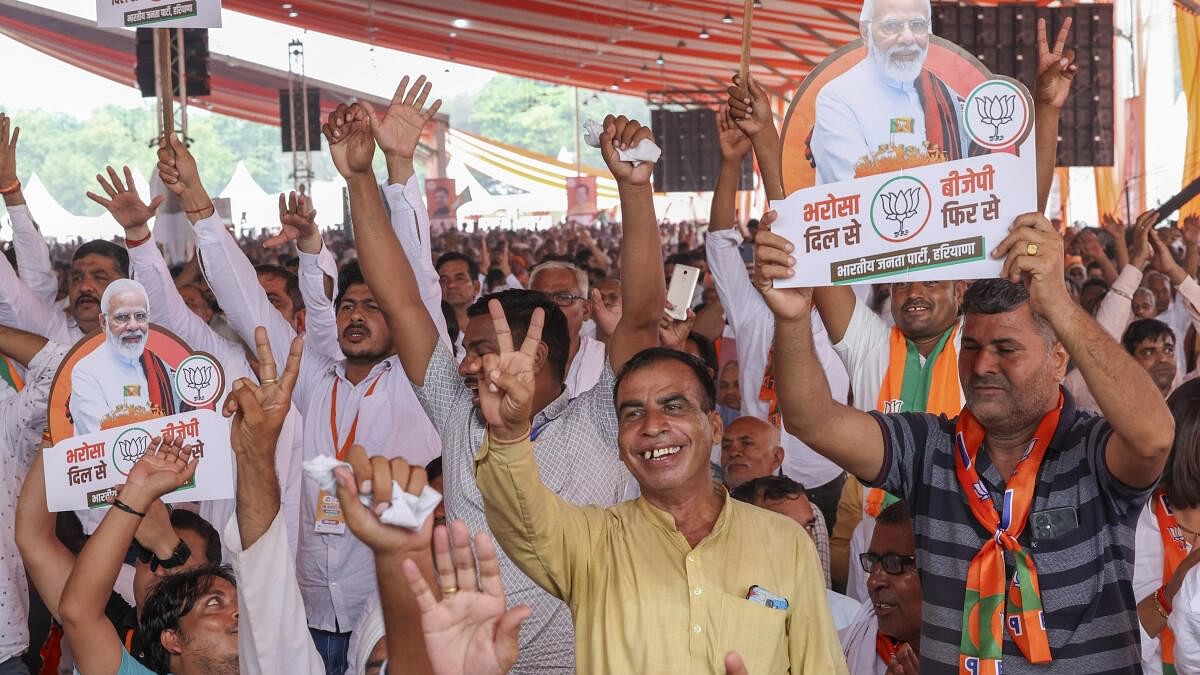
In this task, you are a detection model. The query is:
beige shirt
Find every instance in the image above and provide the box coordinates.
[475,434,848,675]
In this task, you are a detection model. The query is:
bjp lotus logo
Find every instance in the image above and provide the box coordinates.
[112,427,153,476]
[965,79,1031,150]
[870,176,931,243]
[975,95,1016,142]
[174,353,224,408]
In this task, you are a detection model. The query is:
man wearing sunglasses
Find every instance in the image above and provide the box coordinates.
[841,501,922,675]
[810,0,968,185]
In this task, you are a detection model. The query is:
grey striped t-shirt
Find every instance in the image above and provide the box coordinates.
[868,391,1153,674]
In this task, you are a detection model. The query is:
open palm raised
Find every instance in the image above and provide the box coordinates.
[370,74,443,160]
[86,165,165,234]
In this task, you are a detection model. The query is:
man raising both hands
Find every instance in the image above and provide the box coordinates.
[753,209,1174,673]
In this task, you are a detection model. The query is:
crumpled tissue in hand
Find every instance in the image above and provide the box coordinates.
[302,454,442,531]
[582,119,662,166]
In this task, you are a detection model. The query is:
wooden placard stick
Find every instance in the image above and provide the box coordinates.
[738,0,754,96]
[156,27,173,140]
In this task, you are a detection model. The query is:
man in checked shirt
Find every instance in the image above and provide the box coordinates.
[324,82,665,671]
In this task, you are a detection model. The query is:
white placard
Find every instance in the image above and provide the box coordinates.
[97,0,222,29]
[774,78,1037,287]
[43,409,234,512]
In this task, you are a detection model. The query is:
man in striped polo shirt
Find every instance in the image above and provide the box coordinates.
[752,210,1175,674]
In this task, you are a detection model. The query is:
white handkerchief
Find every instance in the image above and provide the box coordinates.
[301,454,443,531]
[378,483,442,530]
[582,118,662,166]
[301,455,347,492]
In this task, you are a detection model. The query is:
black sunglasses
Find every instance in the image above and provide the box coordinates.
[859,552,916,575]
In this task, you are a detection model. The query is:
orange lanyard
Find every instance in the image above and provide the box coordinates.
[329,372,386,460]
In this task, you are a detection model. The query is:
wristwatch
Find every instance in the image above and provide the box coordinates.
[150,539,191,572]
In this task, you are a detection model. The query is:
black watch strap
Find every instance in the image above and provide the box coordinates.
[151,538,191,572]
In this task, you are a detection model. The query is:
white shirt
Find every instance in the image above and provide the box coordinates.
[565,334,606,399]
[0,237,82,346]
[68,340,159,436]
[0,341,66,662]
[1170,562,1200,675]
[1134,500,1171,675]
[127,232,302,560]
[845,493,876,603]
[839,600,888,675]
[812,58,968,185]
[827,590,862,632]
[5,203,58,304]
[705,229,849,488]
[195,187,441,633]
[225,512,324,675]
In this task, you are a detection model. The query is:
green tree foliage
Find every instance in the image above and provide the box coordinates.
[7,74,648,215]
[5,104,290,216]
[445,75,649,170]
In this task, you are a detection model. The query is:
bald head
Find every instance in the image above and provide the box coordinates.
[720,416,784,488]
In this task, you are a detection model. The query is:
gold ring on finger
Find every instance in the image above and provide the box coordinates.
[1025,242,1039,256]
[441,585,458,595]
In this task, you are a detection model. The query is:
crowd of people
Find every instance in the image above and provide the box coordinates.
[2,3,1200,675]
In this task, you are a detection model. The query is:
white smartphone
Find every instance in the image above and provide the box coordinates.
[666,264,700,322]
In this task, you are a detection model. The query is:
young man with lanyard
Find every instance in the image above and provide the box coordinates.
[1133,378,1200,674]
[326,95,664,672]
[753,209,1175,673]
[154,77,444,675]
[726,18,1081,597]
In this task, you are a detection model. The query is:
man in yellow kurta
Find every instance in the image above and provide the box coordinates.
[472,299,847,674]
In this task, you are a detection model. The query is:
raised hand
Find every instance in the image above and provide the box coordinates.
[1149,227,1188,283]
[716,103,751,162]
[1035,17,1078,110]
[1075,230,1106,262]
[753,210,816,321]
[156,132,203,198]
[477,299,541,441]
[222,326,303,461]
[991,212,1071,317]
[658,304,696,351]
[1184,214,1200,246]
[333,444,434,555]
[122,434,199,506]
[402,520,530,675]
[599,114,654,187]
[87,166,165,239]
[590,287,622,340]
[263,192,319,252]
[1129,210,1156,270]
[370,75,442,160]
[496,240,513,278]
[725,72,775,138]
[323,103,377,178]
[0,113,19,188]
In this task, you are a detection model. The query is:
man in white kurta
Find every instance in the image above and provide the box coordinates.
[69,279,181,436]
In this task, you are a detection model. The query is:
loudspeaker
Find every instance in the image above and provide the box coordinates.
[279,88,323,152]
[651,108,754,193]
[135,28,210,97]
[932,3,1114,167]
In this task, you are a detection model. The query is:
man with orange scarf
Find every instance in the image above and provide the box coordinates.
[754,209,1174,673]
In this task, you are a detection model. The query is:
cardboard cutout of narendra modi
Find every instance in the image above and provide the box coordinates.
[67,278,188,434]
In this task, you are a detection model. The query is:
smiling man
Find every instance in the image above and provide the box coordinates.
[755,211,1175,673]
[474,324,847,673]
[840,501,922,675]
[810,0,971,184]
[69,278,186,435]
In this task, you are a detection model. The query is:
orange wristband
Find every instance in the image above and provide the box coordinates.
[0,179,20,195]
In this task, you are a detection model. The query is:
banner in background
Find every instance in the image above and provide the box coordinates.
[96,0,222,28]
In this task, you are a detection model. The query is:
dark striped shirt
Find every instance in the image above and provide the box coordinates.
[868,391,1153,674]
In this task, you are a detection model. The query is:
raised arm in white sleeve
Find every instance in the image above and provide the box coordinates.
[1095,264,1142,340]
[193,214,298,374]
[0,247,72,341]
[384,176,450,346]
[6,204,57,304]
[225,512,323,675]
[296,241,344,363]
